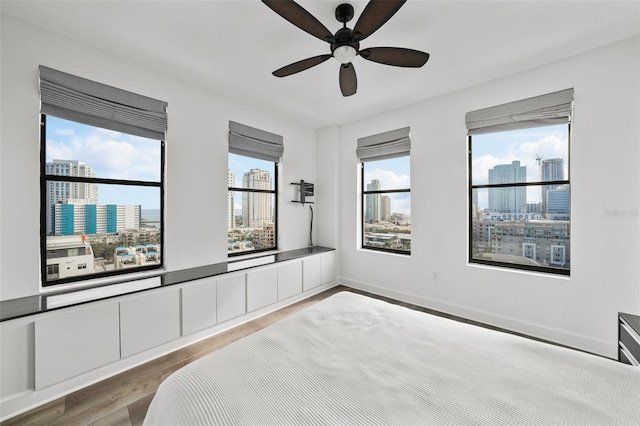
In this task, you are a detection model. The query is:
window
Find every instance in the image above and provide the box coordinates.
[39,66,166,286]
[358,127,411,255]
[228,154,278,255]
[227,121,283,256]
[467,89,573,275]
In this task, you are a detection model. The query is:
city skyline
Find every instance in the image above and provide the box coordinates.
[48,117,568,217]
[472,123,569,210]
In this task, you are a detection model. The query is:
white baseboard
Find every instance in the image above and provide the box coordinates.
[338,276,613,358]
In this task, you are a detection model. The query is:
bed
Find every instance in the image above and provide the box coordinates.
[144,291,640,425]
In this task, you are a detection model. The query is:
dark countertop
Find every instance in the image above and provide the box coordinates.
[620,312,640,335]
[0,246,334,322]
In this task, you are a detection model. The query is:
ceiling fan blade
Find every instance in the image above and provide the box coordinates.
[360,47,430,67]
[353,0,406,41]
[339,63,357,97]
[262,0,334,43]
[273,55,332,77]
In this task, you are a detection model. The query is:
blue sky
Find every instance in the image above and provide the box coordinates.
[46,116,162,209]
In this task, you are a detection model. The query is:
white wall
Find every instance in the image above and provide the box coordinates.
[0,14,317,300]
[1,5,638,361]
[330,36,640,358]
[315,125,340,248]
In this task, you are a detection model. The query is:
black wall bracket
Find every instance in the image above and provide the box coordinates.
[291,180,314,205]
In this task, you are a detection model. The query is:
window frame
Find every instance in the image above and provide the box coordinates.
[39,114,165,287]
[360,160,411,256]
[227,157,279,258]
[468,124,571,276]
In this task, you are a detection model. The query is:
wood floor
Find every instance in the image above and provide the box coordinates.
[1,285,577,426]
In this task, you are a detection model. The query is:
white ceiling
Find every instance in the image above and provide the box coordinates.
[2,0,639,129]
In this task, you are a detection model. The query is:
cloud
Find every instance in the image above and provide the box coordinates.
[473,134,567,183]
[47,129,161,181]
[364,168,410,190]
[46,138,74,160]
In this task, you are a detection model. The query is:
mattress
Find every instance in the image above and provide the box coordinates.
[144,291,640,425]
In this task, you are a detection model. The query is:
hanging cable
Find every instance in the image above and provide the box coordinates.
[309,205,314,247]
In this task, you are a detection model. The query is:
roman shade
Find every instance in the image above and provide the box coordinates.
[229,121,284,162]
[356,126,411,162]
[39,66,168,140]
[465,88,574,135]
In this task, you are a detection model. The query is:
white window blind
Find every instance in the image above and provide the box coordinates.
[465,88,574,135]
[39,66,167,140]
[229,121,284,162]
[357,127,411,162]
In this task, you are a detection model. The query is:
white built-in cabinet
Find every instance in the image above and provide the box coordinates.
[216,273,247,323]
[19,251,335,394]
[34,302,120,389]
[277,260,303,301]
[303,256,322,291]
[120,287,181,358]
[247,266,278,312]
[321,252,336,286]
[181,277,217,335]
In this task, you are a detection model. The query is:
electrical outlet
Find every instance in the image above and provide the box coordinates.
[432,272,439,281]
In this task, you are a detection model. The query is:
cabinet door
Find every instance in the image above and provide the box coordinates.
[35,302,120,389]
[217,273,246,323]
[182,277,217,335]
[247,266,278,312]
[120,288,180,358]
[321,252,336,285]
[1,318,33,397]
[278,260,302,301]
[303,256,322,291]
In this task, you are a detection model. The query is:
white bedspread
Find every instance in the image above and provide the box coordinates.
[144,291,640,425]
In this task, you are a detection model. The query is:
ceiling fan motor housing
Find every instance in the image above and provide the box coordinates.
[331,27,359,56]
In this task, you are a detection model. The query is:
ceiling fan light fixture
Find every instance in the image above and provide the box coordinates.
[333,45,357,64]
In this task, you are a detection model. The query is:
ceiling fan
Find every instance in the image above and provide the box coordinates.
[263,0,430,97]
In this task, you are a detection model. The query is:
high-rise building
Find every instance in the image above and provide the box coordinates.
[52,201,140,236]
[488,160,526,213]
[540,158,565,217]
[45,160,98,234]
[242,168,272,228]
[546,184,570,220]
[380,195,391,221]
[227,169,235,230]
[366,179,381,223]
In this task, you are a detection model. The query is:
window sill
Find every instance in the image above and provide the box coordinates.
[467,261,570,279]
[228,248,281,262]
[358,247,411,257]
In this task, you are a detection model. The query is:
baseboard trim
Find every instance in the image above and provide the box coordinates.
[338,276,612,358]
